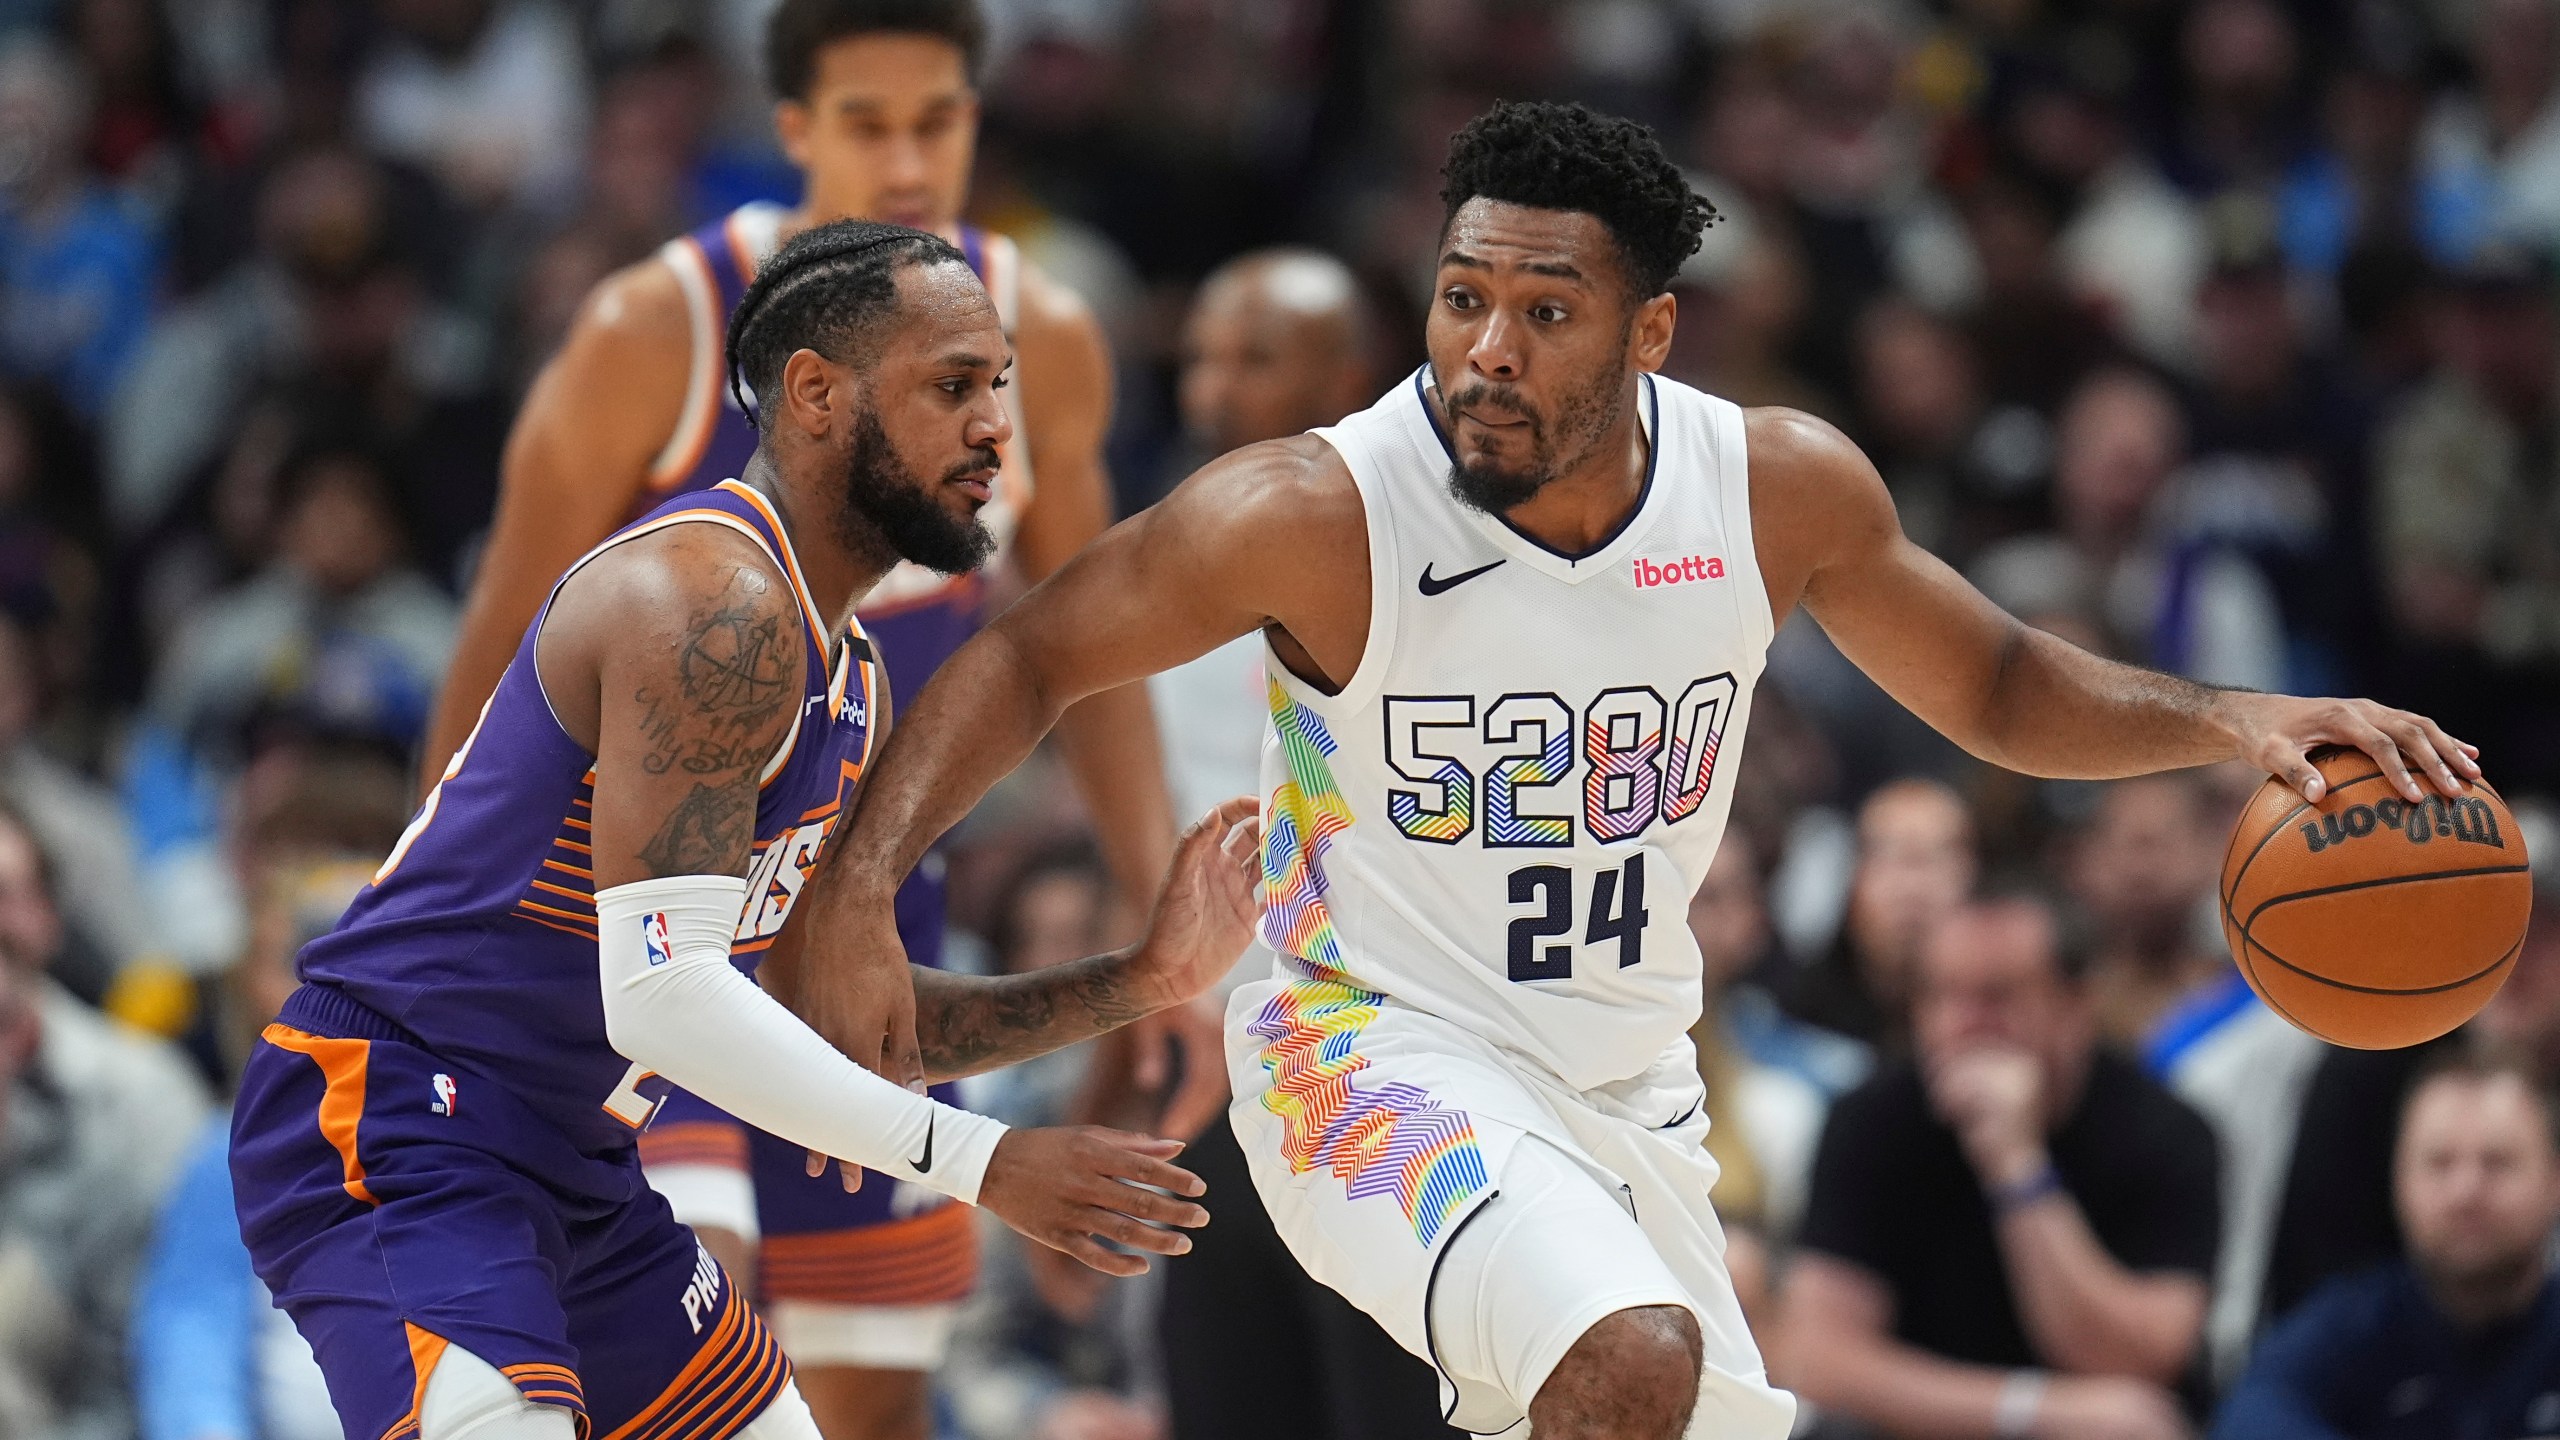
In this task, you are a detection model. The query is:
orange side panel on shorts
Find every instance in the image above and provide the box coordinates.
[637,1121,751,1173]
[756,1201,980,1305]
[378,1322,449,1440]
[263,1023,380,1205]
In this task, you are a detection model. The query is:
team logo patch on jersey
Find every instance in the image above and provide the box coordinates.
[1630,553,1724,589]
[431,1073,459,1116]
[641,911,675,967]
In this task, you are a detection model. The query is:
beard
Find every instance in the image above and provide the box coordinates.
[1443,351,1632,517]
[836,406,997,577]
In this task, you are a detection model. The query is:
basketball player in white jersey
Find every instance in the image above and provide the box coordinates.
[803,102,2481,1439]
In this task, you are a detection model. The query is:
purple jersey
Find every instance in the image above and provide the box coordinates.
[645,202,1033,717]
[297,479,879,1156]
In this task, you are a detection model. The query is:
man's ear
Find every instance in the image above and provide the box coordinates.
[1632,291,1677,374]
[778,348,845,436]
[774,100,813,171]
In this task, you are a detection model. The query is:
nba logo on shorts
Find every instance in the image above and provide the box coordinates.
[642,912,674,967]
[431,1073,458,1116]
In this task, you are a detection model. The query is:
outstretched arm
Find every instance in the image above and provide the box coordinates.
[794,438,1363,1079]
[906,797,1261,1082]
[1750,409,2479,803]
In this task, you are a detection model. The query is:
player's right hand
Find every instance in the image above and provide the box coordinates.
[977,1125,1209,1276]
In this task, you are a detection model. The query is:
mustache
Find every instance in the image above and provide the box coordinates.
[941,446,1001,483]
[1446,382,1544,436]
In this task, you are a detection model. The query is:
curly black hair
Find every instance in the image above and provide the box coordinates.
[725,219,970,426]
[765,0,987,101]
[1439,100,1716,301]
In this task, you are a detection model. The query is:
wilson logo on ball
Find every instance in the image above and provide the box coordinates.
[2298,794,2506,855]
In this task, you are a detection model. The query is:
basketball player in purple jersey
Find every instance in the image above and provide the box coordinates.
[415,5,1174,1431]
[232,223,1255,1440]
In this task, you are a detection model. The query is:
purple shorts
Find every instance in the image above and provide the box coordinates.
[232,986,791,1440]
[638,862,976,1308]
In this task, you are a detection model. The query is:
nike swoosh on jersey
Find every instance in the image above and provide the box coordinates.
[1418,559,1506,596]
[912,1112,935,1173]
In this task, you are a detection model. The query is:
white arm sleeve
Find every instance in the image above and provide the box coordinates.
[596,874,1008,1205]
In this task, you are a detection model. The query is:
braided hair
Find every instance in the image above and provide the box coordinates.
[724,219,970,427]
[1439,100,1716,302]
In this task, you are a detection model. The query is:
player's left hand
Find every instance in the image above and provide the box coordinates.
[2217,693,2480,805]
[1124,798,1261,1014]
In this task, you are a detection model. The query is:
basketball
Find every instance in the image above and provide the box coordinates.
[2220,747,2535,1050]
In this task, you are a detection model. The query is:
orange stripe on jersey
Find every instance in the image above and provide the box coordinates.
[756,1202,979,1305]
[517,910,599,941]
[564,817,592,832]
[542,858,595,880]
[528,878,595,905]
[262,1024,380,1205]
[717,481,829,647]
[552,838,593,856]
[637,1120,750,1172]
[518,898,601,927]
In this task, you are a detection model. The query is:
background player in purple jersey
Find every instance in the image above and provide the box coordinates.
[231,221,1258,1440]
[413,10,1177,1428]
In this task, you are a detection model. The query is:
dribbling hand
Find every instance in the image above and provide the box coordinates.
[977,1125,1210,1276]
[2217,693,2480,805]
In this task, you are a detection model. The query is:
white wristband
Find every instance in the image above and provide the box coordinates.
[1994,1369,2047,1440]
[595,874,1008,1204]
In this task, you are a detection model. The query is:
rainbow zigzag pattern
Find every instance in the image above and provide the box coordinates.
[1262,680,1353,969]
[1248,977,1490,1246]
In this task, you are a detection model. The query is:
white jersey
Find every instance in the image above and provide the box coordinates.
[1258,369,1772,1091]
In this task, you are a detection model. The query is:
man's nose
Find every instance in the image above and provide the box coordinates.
[1468,310,1525,380]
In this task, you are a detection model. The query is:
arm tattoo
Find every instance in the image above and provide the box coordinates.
[628,567,800,878]
[637,770,759,877]
[911,955,1153,1080]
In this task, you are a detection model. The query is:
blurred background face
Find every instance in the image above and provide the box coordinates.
[279,457,403,597]
[2478,907,2560,1071]
[1913,900,2085,1083]
[997,862,1109,976]
[1179,253,1372,453]
[1847,780,1977,1002]
[2069,777,2220,956]
[1687,833,1768,991]
[2054,370,2183,549]
[2395,1073,2560,1297]
[0,818,59,977]
[778,34,978,232]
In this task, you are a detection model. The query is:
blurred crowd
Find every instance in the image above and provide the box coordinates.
[0,0,2557,1437]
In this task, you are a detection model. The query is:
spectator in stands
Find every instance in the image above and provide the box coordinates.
[145,439,455,768]
[2071,774,2225,1048]
[1848,297,2038,563]
[2075,771,2331,1381]
[1782,777,1978,1052]
[0,37,158,420]
[2372,241,2560,793]
[2477,809,2560,1084]
[0,610,148,984]
[2173,198,2380,692]
[0,800,207,1440]
[354,0,588,217]
[947,839,1169,1440]
[2416,0,2560,259]
[1691,831,1867,1338]
[2211,1052,2560,1439]
[133,745,409,1440]
[1781,892,2219,1440]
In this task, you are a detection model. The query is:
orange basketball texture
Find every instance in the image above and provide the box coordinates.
[2219,747,2534,1050]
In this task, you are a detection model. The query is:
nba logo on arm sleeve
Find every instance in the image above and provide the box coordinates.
[642,912,675,967]
[432,1073,459,1115]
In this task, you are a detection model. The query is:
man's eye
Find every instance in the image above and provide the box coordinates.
[992,374,1011,391]
[1532,305,1566,324]
[1444,289,1479,311]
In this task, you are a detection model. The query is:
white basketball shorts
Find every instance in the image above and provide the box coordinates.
[1225,967,1797,1437]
